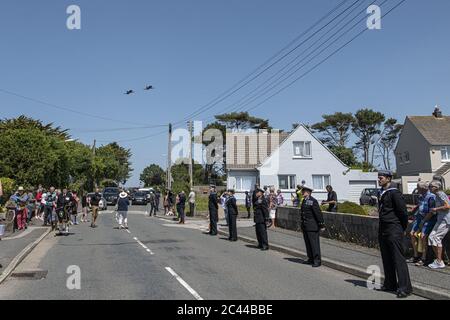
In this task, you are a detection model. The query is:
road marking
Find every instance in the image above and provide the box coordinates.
[132,236,154,255]
[165,267,203,300]
[125,229,131,234]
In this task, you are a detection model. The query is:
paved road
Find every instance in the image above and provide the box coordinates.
[0,206,424,300]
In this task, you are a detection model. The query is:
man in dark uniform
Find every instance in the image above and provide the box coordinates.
[377,170,412,298]
[177,191,186,224]
[300,185,325,267]
[254,188,270,250]
[226,189,238,241]
[208,185,219,236]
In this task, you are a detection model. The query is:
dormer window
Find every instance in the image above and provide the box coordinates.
[293,141,311,158]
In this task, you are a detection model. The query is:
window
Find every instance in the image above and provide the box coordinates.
[235,176,255,191]
[312,175,330,191]
[404,151,410,163]
[279,175,296,190]
[293,141,312,158]
[441,146,450,162]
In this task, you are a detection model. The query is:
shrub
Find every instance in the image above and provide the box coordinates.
[0,177,16,205]
[337,201,367,216]
[445,189,450,196]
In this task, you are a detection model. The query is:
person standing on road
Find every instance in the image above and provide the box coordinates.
[254,188,270,251]
[227,189,238,241]
[149,191,157,216]
[43,187,56,227]
[428,180,450,269]
[377,170,412,298]
[208,185,219,236]
[177,191,186,224]
[322,185,338,212]
[220,191,229,226]
[188,189,196,217]
[300,185,325,268]
[245,191,252,219]
[81,192,88,223]
[116,191,130,229]
[155,189,161,213]
[90,188,102,228]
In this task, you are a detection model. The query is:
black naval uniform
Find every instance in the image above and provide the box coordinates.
[227,195,238,241]
[254,196,270,250]
[208,191,219,235]
[300,195,325,266]
[378,186,412,294]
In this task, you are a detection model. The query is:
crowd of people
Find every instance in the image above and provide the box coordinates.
[4,185,103,234]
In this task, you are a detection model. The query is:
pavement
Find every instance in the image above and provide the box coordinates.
[0,221,51,283]
[0,206,427,300]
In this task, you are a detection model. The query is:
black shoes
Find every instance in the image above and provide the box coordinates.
[302,260,313,265]
[397,291,411,298]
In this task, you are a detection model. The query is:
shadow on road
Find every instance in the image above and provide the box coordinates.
[283,257,309,264]
[344,279,368,288]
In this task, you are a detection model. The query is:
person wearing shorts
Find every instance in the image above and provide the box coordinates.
[90,188,102,228]
[428,180,450,269]
[408,182,436,266]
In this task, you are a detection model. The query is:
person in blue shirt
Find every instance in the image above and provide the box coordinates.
[408,181,436,266]
[116,191,130,229]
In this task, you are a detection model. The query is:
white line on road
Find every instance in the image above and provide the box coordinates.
[165,267,204,300]
[132,236,154,255]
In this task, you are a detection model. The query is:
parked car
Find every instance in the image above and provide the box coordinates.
[103,187,120,205]
[359,188,379,206]
[131,192,148,205]
[87,193,107,211]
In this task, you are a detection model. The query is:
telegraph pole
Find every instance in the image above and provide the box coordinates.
[187,120,193,190]
[93,139,97,189]
[167,124,172,190]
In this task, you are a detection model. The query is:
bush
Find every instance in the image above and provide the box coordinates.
[0,177,16,205]
[445,189,450,196]
[337,201,367,216]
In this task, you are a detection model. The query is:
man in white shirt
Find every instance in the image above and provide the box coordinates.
[188,189,196,217]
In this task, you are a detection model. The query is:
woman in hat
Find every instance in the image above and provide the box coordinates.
[116,191,130,229]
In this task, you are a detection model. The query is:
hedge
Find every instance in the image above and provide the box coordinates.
[321,201,368,216]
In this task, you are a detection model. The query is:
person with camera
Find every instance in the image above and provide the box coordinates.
[300,185,325,268]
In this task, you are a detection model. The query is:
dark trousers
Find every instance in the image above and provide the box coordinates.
[379,231,412,293]
[150,204,156,215]
[228,214,238,240]
[303,231,321,264]
[189,202,195,216]
[246,207,251,218]
[155,199,160,212]
[44,206,53,225]
[255,223,269,249]
[209,211,218,235]
[178,206,185,223]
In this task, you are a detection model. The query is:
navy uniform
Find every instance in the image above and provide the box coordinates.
[208,187,219,235]
[377,171,412,297]
[254,190,270,250]
[300,188,325,267]
[227,191,238,241]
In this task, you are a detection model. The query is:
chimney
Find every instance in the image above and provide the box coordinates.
[433,105,443,118]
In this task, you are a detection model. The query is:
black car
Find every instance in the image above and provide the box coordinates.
[103,187,120,205]
[131,192,148,205]
[359,188,379,206]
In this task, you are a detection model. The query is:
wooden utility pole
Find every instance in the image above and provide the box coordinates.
[187,120,193,190]
[93,139,97,189]
[167,124,172,190]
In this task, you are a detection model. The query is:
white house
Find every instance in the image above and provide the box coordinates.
[226,124,377,204]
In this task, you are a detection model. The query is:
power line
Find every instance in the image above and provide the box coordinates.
[173,0,354,124]
[70,125,167,133]
[0,88,158,127]
[240,0,408,114]
[199,0,375,122]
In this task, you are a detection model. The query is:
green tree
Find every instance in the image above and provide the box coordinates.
[311,112,355,147]
[96,143,133,185]
[201,121,227,182]
[0,115,69,139]
[352,109,385,167]
[215,112,270,130]
[140,164,166,188]
[376,118,403,170]
[329,146,358,167]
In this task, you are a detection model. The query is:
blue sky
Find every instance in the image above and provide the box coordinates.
[1,0,449,185]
